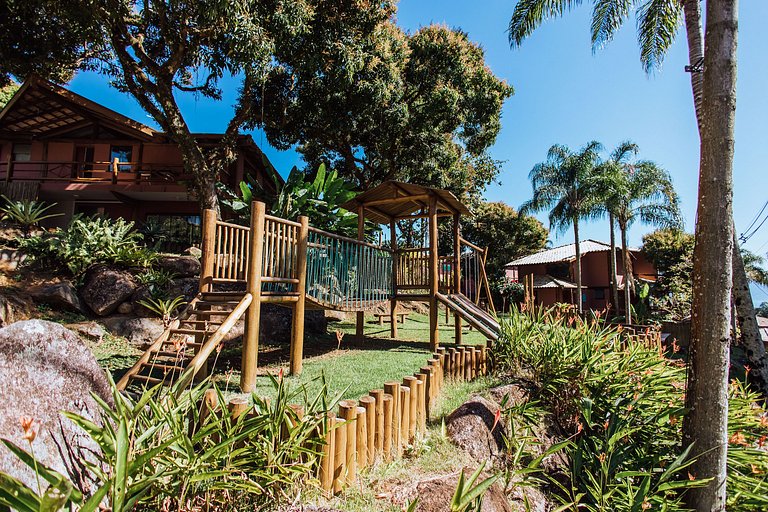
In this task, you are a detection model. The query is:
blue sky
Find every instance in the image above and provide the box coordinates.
[68,1,768,298]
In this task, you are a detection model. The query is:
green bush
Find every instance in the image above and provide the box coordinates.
[494,308,768,511]
[19,215,155,276]
[0,375,332,511]
[0,195,62,235]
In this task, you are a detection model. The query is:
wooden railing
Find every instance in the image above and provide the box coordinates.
[211,220,251,282]
[0,158,191,184]
[395,247,430,290]
[262,215,301,294]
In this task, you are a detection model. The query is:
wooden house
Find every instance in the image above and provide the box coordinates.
[0,78,280,249]
[504,239,656,312]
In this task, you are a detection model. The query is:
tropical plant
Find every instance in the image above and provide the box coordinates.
[220,164,363,238]
[0,196,62,235]
[521,141,603,313]
[0,375,331,511]
[495,278,525,313]
[594,148,682,324]
[507,0,741,506]
[137,295,187,327]
[136,268,178,298]
[494,307,768,511]
[19,215,152,276]
[450,462,500,512]
[741,249,768,287]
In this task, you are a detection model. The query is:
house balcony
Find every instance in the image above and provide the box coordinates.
[0,159,192,185]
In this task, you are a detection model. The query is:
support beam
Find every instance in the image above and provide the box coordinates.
[428,195,439,351]
[290,215,309,375]
[241,201,266,392]
[356,205,365,341]
[199,209,216,293]
[390,219,398,339]
[453,213,462,344]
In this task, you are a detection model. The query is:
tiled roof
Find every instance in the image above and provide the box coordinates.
[533,274,577,289]
[505,239,640,267]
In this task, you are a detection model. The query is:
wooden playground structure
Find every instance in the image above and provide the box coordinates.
[117,182,498,393]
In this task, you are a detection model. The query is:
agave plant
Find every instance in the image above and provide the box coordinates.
[137,295,187,327]
[0,196,62,236]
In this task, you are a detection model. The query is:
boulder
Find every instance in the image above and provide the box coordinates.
[260,304,327,342]
[0,320,112,491]
[157,255,201,278]
[185,246,202,259]
[488,382,531,408]
[29,281,84,313]
[80,265,138,316]
[101,315,165,346]
[392,470,513,512]
[167,277,201,302]
[0,288,32,327]
[117,302,133,315]
[0,248,26,272]
[65,321,107,342]
[446,395,506,463]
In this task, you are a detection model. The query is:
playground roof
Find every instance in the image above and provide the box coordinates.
[342,181,472,224]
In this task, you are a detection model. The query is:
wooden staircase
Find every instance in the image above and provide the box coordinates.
[116,291,253,393]
[436,292,500,341]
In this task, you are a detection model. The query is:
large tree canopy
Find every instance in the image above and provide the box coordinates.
[253,8,513,198]
[462,201,548,281]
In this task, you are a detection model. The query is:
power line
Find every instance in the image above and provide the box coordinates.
[741,199,768,239]
[742,210,768,244]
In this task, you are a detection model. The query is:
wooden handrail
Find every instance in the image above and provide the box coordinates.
[459,237,485,254]
[265,214,302,228]
[308,225,391,252]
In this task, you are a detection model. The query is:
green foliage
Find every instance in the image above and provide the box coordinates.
[136,295,186,327]
[508,0,684,74]
[136,268,177,298]
[255,7,513,198]
[0,196,62,233]
[493,309,768,511]
[220,164,364,238]
[756,302,768,318]
[741,249,768,286]
[19,215,154,276]
[0,375,330,511]
[462,201,548,281]
[642,228,694,321]
[0,83,19,107]
[450,462,500,512]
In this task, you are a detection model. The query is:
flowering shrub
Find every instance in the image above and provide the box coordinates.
[494,307,768,511]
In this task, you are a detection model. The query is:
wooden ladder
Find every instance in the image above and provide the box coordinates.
[116,291,253,393]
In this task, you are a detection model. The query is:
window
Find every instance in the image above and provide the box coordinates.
[594,288,605,300]
[12,143,31,162]
[110,145,133,171]
[144,215,202,253]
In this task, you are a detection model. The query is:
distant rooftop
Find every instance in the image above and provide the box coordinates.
[505,239,640,267]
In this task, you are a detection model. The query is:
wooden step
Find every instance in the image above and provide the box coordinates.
[131,374,164,385]
[154,350,194,359]
[193,310,235,317]
[141,362,187,373]
[170,328,213,336]
[197,300,243,307]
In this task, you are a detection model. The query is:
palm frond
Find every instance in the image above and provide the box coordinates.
[509,0,585,47]
[591,0,634,51]
[636,0,683,73]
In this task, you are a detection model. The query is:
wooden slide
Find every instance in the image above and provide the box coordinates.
[436,292,500,341]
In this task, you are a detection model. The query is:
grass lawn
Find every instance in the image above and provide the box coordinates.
[217,309,489,403]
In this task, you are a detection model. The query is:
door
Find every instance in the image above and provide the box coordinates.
[73,146,95,178]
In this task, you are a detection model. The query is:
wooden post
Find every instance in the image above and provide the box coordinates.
[290,215,309,375]
[4,153,12,183]
[403,376,418,440]
[420,366,433,412]
[453,213,462,344]
[384,381,401,456]
[390,220,399,339]
[428,195,439,351]
[370,389,385,456]
[468,347,476,380]
[447,347,456,379]
[333,418,347,493]
[241,201,266,393]
[355,406,368,468]
[339,400,357,484]
[400,387,411,445]
[199,209,217,293]
[320,412,335,493]
[360,396,376,463]
[111,157,119,184]
[383,394,393,460]
[414,378,426,434]
[356,205,365,341]
[456,346,465,379]
[228,397,249,420]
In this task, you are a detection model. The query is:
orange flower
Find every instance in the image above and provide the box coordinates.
[751,464,764,475]
[20,416,37,443]
[688,471,696,481]
[598,452,607,464]
[759,416,768,428]
[729,431,748,446]
[491,409,501,433]
[641,499,651,510]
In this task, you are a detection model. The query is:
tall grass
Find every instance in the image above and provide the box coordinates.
[493,308,768,511]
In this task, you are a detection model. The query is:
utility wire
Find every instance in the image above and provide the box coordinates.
[740,199,768,243]
[742,211,768,244]
[741,199,768,238]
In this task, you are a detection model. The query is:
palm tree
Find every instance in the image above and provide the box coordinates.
[610,161,682,324]
[508,2,740,507]
[593,141,640,316]
[521,141,602,314]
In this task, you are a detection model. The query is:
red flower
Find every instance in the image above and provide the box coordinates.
[491,409,501,433]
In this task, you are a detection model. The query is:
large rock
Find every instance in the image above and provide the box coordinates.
[167,277,201,302]
[81,265,138,316]
[260,304,327,342]
[446,395,506,463]
[0,288,32,327]
[392,471,513,512]
[157,255,201,278]
[29,281,84,313]
[0,320,112,490]
[101,315,165,346]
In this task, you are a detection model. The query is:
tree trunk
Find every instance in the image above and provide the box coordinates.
[574,216,583,314]
[682,0,738,508]
[682,0,767,401]
[732,232,768,397]
[621,226,633,324]
[609,214,620,316]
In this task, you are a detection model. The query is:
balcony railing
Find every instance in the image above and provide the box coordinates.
[0,158,193,184]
